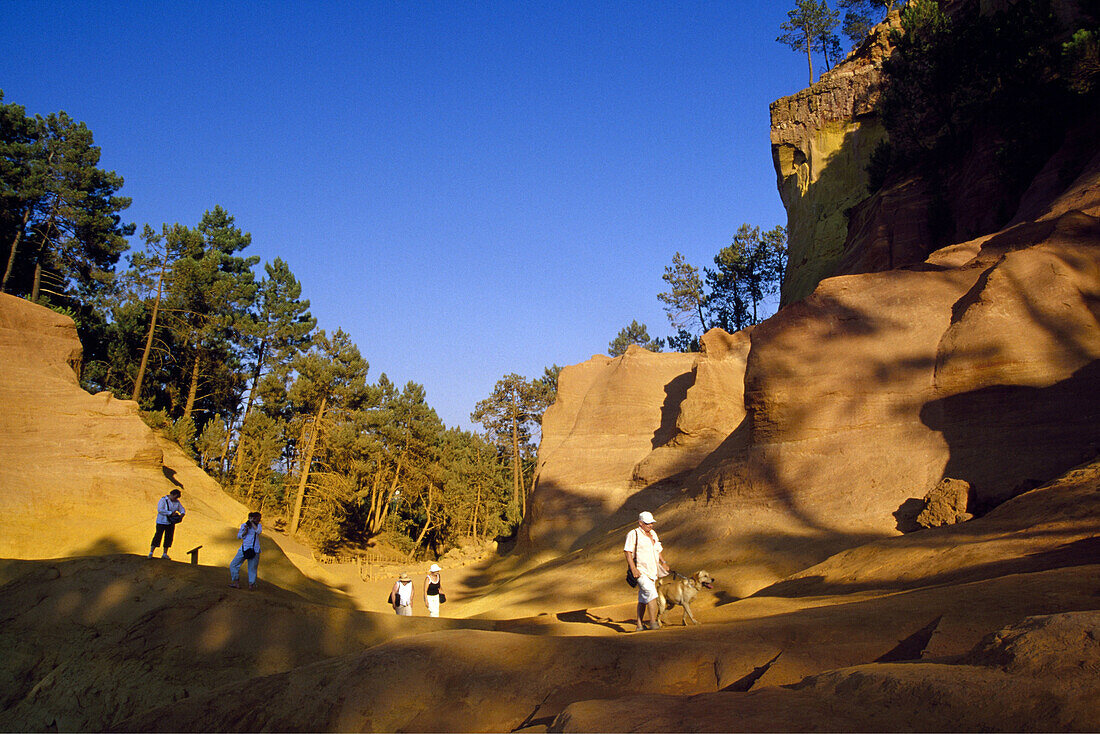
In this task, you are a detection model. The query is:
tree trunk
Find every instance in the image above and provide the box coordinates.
[290,395,326,534]
[31,262,41,302]
[246,459,263,502]
[0,209,31,294]
[182,350,202,423]
[471,481,481,540]
[218,412,235,475]
[510,398,522,515]
[370,452,404,536]
[230,339,267,474]
[131,269,165,402]
[806,38,814,85]
[413,484,433,549]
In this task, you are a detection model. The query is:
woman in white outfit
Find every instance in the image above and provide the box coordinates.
[390,572,414,615]
[424,563,443,617]
[229,511,262,589]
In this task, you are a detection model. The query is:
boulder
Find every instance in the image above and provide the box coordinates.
[916,477,973,528]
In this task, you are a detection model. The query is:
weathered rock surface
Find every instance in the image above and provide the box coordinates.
[0,294,342,603]
[524,345,696,551]
[915,477,972,528]
[524,143,1100,598]
[770,13,896,305]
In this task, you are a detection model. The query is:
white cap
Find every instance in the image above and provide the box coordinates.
[638,511,656,524]
[428,563,441,573]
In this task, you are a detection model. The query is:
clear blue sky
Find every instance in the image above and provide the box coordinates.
[5,1,810,430]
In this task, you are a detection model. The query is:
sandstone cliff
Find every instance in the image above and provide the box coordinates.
[0,294,343,602]
[770,13,896,305]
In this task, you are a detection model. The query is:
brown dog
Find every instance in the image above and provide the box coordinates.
[656,570,714,625]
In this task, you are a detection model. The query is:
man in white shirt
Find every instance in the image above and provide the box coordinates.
[149,489,185,559]
[624,510,669,631]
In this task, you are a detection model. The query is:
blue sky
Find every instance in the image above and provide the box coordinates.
[5,1,811,430]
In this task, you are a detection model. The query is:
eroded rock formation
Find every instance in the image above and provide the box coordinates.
[770,13,896,305]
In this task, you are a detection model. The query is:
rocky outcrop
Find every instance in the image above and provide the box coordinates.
[770,14,896,305]
[553,611,1100,732]
[525,346,696,551]
[0,294,249,560]
[525,148,1100,595]
[915,477,972,529]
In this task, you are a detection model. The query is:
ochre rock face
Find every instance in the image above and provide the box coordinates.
[525,345,696,551]
[770,12,896,305]
[0,294,249,561]
[525,153,1100,595]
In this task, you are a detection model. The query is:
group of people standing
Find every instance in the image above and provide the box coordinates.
[149,490,447,611]
[149,491,668,631]
[148,489,263,590]
[389,563,445,616]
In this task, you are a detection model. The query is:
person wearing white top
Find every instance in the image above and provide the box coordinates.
[389,572,414,616]
[229,512,262,589]
[624,510,669,632]
[424,563,443,617]
[149,489,185,559]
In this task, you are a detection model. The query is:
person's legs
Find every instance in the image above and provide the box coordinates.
[397,605,412,616]
[426,595,440,617]
[247,555,259,587]
[636,577,658,630]
[160,524,175,557]
[229,548,244,586]
[646,598,661,629]
[150,524,167,555]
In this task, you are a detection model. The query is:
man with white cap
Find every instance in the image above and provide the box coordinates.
[624,510,669,631]
[424,563,443,617]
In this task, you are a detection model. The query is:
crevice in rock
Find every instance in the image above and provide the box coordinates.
[510,693,555,732]
[721,651,783,692]
[875,615,943,662]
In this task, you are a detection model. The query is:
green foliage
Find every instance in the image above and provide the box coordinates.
[657,252,708,334]
[608,320,664,356]
[871,0,1091,202]
[139,409,196,455]
[657,224,787,345]
[471,372,554,519]
[0,95,134,308]
[839,0,894,45]
[195,417,227,470]
[1063,28,1100,94]
[778,0,841,83]
[665,328,700,353]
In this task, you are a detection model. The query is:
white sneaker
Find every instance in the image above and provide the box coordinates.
[161,552,169,559]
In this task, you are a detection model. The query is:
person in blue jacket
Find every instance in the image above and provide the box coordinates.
[229,511,262,589]
[149,489,185,559]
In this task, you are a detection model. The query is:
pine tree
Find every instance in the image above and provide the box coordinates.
[657,252,708,336]
[165,206,258,424]
[287,329,370,535]
[0,102,133,309]
[778,0,841,84]
[608,320,664,356]
[471,373,554,518]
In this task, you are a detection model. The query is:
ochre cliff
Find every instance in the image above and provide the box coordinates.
[527,112,1100,598]
[0,294,342,603]
[770,13,896,305]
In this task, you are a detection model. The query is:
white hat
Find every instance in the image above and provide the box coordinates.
[638,511,656,524]
[428,563,441,573]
